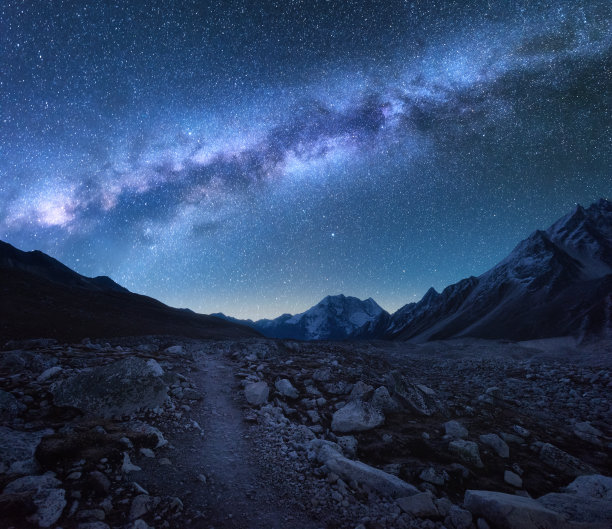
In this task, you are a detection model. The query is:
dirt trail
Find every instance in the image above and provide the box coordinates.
[136,348,319,529]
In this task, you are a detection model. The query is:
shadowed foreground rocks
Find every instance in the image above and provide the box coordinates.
[0,336,611,528]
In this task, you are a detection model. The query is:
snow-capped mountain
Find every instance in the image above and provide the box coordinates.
[214,294,390,340]
[388,198,612,341]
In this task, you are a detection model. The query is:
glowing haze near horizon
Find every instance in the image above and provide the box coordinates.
[1,0,610,319]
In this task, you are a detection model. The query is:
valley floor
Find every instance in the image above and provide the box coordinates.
[0,336,611,529]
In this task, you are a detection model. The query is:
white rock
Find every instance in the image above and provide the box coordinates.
[244,381,269,406]
[275,379,299,399]
[331,400,384,433]
[449,440,483,468]
[37,366,63,383]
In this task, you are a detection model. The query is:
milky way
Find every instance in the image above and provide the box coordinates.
[1,0,610,318]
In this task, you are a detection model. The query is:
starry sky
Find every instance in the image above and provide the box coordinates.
[1,1,610,319]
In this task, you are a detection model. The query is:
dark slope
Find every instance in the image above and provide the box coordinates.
[0,241,260,342]
[388,199,612,342]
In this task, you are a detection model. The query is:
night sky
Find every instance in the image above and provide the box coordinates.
[1,1,610,319]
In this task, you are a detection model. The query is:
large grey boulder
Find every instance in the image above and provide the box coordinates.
[385,370,442,416]
[537,492,612,527]
[51,358,167,418]
[3,472,66,527]
[564,474,612,499]
[331,400,384,433]
[275,379,299,399]
[245,381,270,406]
[449,440,484,468]
[0,427,52,475]
[371,386,399,412]
[539,443,595,477]
[464,490,570,529]
[0,390,26,420]
[308,439,418,498]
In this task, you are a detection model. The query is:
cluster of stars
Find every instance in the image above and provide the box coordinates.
[0,0,610,318]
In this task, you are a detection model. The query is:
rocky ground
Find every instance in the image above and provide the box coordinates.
[0,336,611,529]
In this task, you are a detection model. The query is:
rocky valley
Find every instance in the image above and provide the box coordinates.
[1,336,610,529]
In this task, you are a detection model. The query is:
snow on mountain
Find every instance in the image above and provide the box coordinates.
[217,295,389,341]
[388,198,612,342]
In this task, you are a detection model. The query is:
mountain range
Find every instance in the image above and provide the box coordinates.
[0,241,259,342]
[217,198,612,342]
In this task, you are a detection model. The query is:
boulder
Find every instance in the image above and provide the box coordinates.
[539,443,595,477]
[308,439,418,498]
[331,400,384,433]
[371,386,399,412]
[504,470,522,488]
[385,371,442,416]
[163,345,184,355]
[336,436,358,458]
[51,358,168,418]
[36,366,62,383]
[464,490,569,529]
[396,492,438,517]
[537,492,612,527]
[349,381,374,401]
[420,467,449,486]
[125,421,167,448]
[3,473,66,528]
[449,440,483,468]
[479,433,509,458]
[564,474,612,499]
[0,390,26,421]
[444,420,468,439]
[0,427,52,475]
[244,381,269,406]
[445,506,473,529]
[275,379,299,399]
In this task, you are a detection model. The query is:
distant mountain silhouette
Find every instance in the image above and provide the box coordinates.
[0,241,260,343]
[214,294,390,340]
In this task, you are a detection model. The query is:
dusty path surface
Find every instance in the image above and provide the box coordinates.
[136,348,320,529]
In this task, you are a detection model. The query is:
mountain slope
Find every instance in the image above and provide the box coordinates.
[388,198,612,342]
[0,241,260,342]
[215,295,390,340]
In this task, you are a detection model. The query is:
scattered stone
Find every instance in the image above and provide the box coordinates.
[121,452,141,473]
[331,400,384,433]
[245,381,270,406]
[349,381,374,401]
[0,427,51,475]
[449,440,483,468]
[0,390,26,420]
[564,474,612,499]
[36,366,63,383]
[479,433,509,458]
[3,472,66,528]
[275,379,299,399]
[539,443,595,477]
[464,490,568,529]
[537,491,612,526]
[164,345,184,355]
[396,492,438,517]
[385,371,442,416]
[444,420,468,439]
[370,386,398,412]
[445,506,472,529]
[420,467,449,486]
[51,357,168,418]
[504,470,522,488]
[336,436,358,458]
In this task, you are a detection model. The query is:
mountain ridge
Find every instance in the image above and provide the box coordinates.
[218,199,612,342]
